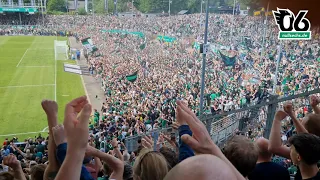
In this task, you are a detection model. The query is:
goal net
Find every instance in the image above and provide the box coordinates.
[54,40,68,60]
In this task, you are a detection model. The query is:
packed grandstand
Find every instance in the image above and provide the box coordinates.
[1,2,320,180]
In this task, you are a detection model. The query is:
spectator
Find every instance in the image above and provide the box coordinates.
[133,148,169,180]
[164,155,238,180]
[159,147,178,169]
[30,164,46,180]
[248,138,290,180]
[289,133,320,180]
[222,135,259,178]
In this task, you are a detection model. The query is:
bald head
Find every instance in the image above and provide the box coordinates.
[164,155,237,180]
[255,138,272,162]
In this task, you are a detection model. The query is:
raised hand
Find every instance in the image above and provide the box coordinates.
[156,133,165,147]
[172,122,180,130]
[41,100,58,117]
[142,135,153,149]
[52,124,66,146]
[41,99,59,180]
[111,138,118,148]
[3,154,21,171]
[283,102,294,116]
[274,110,288,121]
[176,101,188,126]
[176,101,216,155]
[310,95,320,107]
[64,96,92,150]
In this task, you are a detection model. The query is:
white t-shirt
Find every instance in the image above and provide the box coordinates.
[281,135,288,142]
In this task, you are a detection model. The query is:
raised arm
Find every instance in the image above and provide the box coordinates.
[41,100,59,180]
[87,146,124,180]
[121,142,129,160]
[268,110,291,159]
[111,138,124,161]
[284,102,308,133]
[3,154,26,180]
[55,96,92,180]
[12,145,27,158]
[177,101,245,180]
[85,145,103,173]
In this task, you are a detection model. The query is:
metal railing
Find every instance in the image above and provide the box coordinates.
[124,89,320,152]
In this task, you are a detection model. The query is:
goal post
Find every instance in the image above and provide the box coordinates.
[54,40,69,60]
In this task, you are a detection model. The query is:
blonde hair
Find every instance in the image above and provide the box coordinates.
[133,148,169,180]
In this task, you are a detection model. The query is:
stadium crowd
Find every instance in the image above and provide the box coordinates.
[0,96,320,180]
[1,13,320,180]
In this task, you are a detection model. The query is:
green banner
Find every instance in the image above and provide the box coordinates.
[157,35,177,43]
[0,7,38,13]
[101,29,145,38]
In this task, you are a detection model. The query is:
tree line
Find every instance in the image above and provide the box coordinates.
[47,0,261,15]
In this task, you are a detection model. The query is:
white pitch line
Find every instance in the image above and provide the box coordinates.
[42,126,49,132]
[0,84,55,89]
[23,66,52,68]
[0,130,48,137]
[29,48,53,50]
[16,48,29,67]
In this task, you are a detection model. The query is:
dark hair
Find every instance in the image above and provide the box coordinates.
[123,163,133,180]
[103,163,112,176]
[31,164,46,180]
[289,133,320,165]
[223,135,258,177]
[159,147,178,169]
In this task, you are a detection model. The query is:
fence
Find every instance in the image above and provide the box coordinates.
[124,88,320,152]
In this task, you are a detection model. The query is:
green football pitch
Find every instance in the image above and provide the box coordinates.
[0,36,85,142]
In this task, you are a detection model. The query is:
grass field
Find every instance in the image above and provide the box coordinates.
[0,36,85,142]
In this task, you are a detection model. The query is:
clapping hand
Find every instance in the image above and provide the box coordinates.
[283,102,294,117]
[52,124,66,146]
[176,100,216,155]
[142,135,153,149]
[64,96,92,151]
[275,110,288,121]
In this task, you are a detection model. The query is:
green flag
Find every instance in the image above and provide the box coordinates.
[269,50,277,61]
[81,37,98,53]
[219,50,236,66]
[126,71,138,83]
[81,37,92,45]
[139,43,146,50]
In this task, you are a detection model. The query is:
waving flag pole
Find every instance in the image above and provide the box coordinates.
[199,0,209,118]
[273,42,282,94]
[229,0,236,43]
[260,1,270,62]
